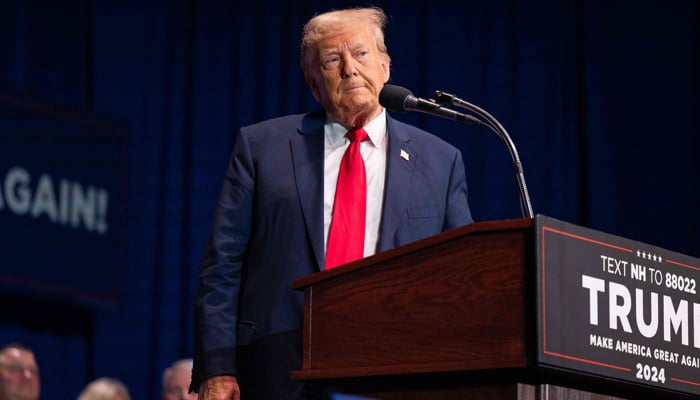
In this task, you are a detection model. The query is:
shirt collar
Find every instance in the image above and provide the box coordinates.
[325,109,387,148]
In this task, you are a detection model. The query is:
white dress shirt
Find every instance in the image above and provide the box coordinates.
[323,109,387,259]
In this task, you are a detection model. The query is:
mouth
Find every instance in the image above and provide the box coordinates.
[344,85,368,93]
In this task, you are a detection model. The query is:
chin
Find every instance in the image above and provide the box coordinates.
[348,96,377,110]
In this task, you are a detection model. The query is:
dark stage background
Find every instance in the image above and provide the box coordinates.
[0,0,698,398]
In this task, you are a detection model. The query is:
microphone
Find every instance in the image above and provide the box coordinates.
[379,83,534,219]
[379,84,481,126]
[433,89,534,219]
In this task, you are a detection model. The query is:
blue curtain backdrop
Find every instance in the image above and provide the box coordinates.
[0,0,697,398]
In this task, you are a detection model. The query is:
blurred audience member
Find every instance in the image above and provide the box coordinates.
[77,377,131,400]
[0,342,40,400]
[161,359,196,400]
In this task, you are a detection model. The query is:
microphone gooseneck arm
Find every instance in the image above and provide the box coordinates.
[404,95,483,126]
[434,90,534,219]
[378,84,482,125]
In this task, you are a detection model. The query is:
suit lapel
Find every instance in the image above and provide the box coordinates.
[290,114,326,271]
[378,116,416,251]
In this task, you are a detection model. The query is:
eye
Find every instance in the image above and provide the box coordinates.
[357,50,368,58]
[322,56,340,69]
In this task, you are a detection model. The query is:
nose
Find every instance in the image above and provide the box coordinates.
[340,53,357,78]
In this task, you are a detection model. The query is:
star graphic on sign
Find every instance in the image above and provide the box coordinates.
[652,254,658,262]
[642,251,647,259]
[637,250,641,257]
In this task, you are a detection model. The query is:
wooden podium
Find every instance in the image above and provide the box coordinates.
[292,218,695,400]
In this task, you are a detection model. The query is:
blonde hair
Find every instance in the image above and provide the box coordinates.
[300,7,390,72]
[77,377,131,400]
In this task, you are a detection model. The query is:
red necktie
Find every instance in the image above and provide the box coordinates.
[325,127,368,269]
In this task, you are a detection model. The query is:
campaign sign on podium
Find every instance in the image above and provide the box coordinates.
[537,215,700,396]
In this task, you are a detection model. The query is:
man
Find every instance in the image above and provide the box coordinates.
[0,343,40,400]
[77,377,131,400]
[77,376,131,400]
[191,6,472,400]
[162,359,197,400]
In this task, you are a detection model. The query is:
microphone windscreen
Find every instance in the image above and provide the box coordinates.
[379,84,413,112]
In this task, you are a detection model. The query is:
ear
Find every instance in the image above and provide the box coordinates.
[305,71,321,102]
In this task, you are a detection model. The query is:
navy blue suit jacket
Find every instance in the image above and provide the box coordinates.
[191,111,473,395]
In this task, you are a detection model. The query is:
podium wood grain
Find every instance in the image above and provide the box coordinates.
[293,219,533,379]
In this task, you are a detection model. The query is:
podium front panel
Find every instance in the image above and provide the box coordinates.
[296,220,533,379]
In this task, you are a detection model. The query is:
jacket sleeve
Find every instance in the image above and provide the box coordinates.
[190,129,254,391]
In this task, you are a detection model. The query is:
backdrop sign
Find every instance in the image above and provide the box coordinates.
[0,94,127,307]
[537,215,700,396]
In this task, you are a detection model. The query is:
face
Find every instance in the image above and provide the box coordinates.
[305,27,390,128]
[0,348,40,400]
[162,367,197,400]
